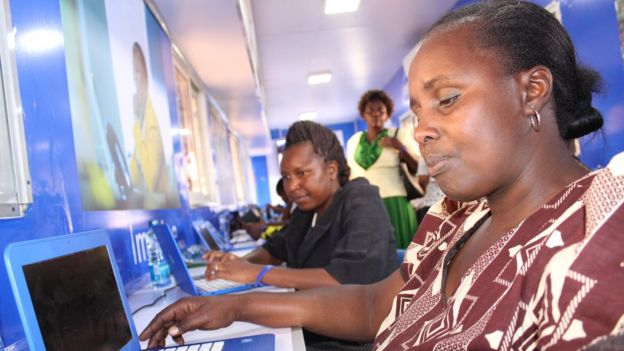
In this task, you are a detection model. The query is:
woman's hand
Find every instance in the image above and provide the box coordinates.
[202,250,238,263]
[204,256,262,284]
[379,136,403,150]
[139,296,239,348]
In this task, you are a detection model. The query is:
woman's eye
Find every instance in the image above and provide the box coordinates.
[439,95,459,107]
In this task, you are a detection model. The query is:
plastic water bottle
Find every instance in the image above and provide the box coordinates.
[218,212,230,242]
[146,229,171,288]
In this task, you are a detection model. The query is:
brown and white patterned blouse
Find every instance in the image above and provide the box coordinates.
[374,154,624,350]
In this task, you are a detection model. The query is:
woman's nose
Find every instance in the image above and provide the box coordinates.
[284,178,299,193]
[414,115,438,146]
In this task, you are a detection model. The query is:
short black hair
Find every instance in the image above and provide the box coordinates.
[284,121,350,186]
[428,0,603,139]
[357,90,395,119]
[276,178,285,196]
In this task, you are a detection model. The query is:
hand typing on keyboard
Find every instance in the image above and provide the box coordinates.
[140,296,240,348]
[202,253,263,285]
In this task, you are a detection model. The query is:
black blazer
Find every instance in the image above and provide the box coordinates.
[263,177,398,284]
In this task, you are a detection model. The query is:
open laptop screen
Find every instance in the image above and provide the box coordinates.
[198,225,222,251]
[22,245,132,351]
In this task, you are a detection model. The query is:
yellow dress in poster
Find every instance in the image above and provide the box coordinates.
[129,97,170,194]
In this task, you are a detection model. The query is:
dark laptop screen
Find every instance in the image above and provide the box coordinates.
[23,246,132,351]
[200,226,222,251]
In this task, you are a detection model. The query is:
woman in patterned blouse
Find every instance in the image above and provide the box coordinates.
[141,2,624,350]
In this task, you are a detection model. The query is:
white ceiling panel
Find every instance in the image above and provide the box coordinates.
[253,0,458,129]
[152,0,458,153]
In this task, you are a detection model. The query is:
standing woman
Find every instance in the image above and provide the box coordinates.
[346,90,419,248]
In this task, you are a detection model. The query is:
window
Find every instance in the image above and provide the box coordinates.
[0,4,32,218]
[229,132,256,204]
[173,63,218,206]
[208,103,237,207]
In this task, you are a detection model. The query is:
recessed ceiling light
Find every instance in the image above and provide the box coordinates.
[171,128,191,136]
[307,72,332,85]
[298,112,318,120]
[324,0,360,14]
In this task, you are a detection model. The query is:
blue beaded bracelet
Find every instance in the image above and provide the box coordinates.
[256,265,274,287]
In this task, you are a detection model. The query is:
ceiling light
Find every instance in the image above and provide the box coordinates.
[324,0,360,14]
[298,112,317,120]
[171,128,191,136]
[307,72,332,85]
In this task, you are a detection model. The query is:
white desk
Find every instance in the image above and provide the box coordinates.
[129,273,305,351]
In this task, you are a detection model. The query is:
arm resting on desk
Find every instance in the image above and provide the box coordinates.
[244,247,283,265]
[140,269,405,347]
[206,247,340,289]
[205,253,340,289]
[256,266,339,289]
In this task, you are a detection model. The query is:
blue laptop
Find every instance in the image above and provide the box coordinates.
[4,230,274,351]
[193,220,257,253]
[152,223,261,296]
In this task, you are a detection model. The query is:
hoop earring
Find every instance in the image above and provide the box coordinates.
[530,106,541,132]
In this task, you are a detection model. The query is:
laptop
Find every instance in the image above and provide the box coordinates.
[4,230,275,351]
[193,220,257,253]
[152,223,262,296]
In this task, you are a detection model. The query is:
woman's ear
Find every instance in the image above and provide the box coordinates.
[326,160,338,180]
[520,65,553,114]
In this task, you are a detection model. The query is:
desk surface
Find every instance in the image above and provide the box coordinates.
[129,270,305,351]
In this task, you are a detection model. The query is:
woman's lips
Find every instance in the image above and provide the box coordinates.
[292,195,309,205]
[425,155,450,177]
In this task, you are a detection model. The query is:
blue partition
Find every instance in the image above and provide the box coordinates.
[0,0,224,348]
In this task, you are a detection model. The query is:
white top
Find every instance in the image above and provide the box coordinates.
[410,153,445,209]
[346,127,420,198]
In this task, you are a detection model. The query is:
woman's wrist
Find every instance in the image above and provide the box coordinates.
[228,293,248,321]
[255,264,274,286]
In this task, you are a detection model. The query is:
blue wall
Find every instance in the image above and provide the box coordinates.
[271,121,358,142]
[252,155,271,206]
[0,1,226,348]
[328,121,358,146]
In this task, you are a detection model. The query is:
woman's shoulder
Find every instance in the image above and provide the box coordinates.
[581,152,624,236]
[606,151,624,174]
[341,177,379,196]
[334,178,385,209]
[347,130,364,141]
[345,131,363,153]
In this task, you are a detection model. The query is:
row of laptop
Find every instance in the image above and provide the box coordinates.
[4,222,274,351]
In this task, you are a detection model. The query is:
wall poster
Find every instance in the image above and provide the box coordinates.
[60,0,180,210]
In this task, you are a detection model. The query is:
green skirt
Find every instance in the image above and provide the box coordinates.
[383,196,418,249]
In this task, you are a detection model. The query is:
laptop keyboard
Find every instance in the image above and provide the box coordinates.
[150,341,224,350]
[194,278,246,292]
[145,333,275,351]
